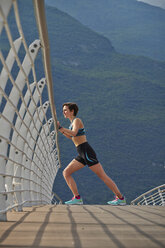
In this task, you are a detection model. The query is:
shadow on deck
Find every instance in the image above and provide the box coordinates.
[0,205,165,248]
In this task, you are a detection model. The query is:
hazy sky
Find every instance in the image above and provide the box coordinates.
[137,0,165,9]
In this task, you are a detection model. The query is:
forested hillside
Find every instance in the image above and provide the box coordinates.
[2,0,164,204]
[46,0,165,61]
[43,4,165,203]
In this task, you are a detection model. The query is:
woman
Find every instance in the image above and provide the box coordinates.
[58,102,126,205]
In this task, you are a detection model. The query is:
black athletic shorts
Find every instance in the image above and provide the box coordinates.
[75,142,99,167]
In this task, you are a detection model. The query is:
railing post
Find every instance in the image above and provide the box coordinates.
[0,159,7,221]
[0,113,14,221]
[0,19,22,222]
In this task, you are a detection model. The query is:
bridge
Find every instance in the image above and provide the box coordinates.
[1,205,165,248]
[0,1,165,247]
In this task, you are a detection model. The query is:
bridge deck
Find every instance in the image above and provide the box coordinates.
[0,205,165,248]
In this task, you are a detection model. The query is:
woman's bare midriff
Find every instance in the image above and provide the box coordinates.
[72,135,87,147]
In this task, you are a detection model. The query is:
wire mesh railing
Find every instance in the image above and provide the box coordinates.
[0,0,61,221]
[131,184,165,206]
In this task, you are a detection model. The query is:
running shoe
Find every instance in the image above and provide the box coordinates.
[65,196,83,205]
[107,196,126,206]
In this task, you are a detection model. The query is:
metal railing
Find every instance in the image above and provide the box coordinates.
[0,0,61,221]
[131,184,165,206]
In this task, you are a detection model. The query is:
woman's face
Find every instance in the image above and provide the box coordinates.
[63,105,73,119]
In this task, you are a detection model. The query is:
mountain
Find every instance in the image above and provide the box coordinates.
[45,0,165,61]
[137,0,165,9]
[43,4,165,204]
[2,0,165,204]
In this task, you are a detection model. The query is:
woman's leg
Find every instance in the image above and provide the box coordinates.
[63,159,85,197]
[89,163,123,199]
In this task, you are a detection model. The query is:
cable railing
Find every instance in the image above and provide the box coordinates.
[131,184,165,206]
[0,0,61,221]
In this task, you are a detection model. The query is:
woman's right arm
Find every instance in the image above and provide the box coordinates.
[61,131,72,140]
[57,121,72,140]
[57,119,80,137]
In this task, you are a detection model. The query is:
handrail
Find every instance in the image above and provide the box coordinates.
[33,0,61,168]
[0,0,61,221]
[131,184,165,206]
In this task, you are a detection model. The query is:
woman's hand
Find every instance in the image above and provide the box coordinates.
[57,121,63,131]
[57,121,60,129]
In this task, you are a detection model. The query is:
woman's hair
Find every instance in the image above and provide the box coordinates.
[63,102,79,116]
